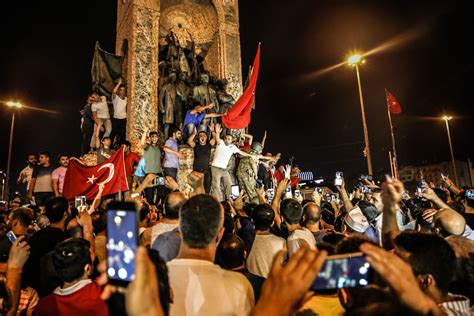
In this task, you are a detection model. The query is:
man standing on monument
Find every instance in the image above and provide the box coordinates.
[187,124,217,193]
[52,154,69,197]
[210,124,259,201]
[182,103,225,139]
[139,127,163,204]
[91,91,112,150]
[163,126,183,181]
[110,78,128,148]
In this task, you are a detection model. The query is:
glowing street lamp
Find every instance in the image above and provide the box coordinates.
[2,101,23,201]
[442,115,458,185]
[347,53,372,175]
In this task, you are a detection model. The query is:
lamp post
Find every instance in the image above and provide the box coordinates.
[347,54,373,176]
[3,101,23,202]
[442,115,458,185]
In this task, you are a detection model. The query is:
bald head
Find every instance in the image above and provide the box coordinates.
[303,203,322,225]
[164,192,186,220]
[434,208,466,237]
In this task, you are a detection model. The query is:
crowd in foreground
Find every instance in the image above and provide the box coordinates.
[0,91,473,315]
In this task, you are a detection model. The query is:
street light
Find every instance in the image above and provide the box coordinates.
[442,115,458,185]
[2,101,23,202]
[347,53,372,175]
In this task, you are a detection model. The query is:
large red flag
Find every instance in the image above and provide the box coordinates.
[63,146,128,201]
[386,90,402,114]
[222,43,261,129]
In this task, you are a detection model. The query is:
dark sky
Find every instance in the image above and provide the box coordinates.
[1,0,473,180]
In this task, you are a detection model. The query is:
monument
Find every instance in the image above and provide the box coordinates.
[115,0,244,148]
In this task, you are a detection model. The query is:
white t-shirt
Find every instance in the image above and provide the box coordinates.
[91,97,109,119]
[112,95,127,119]
[211,141,240,169]
[247,233,286,278]
[287,227,316,257]
[167,259,254,316]
[150,222,179,245]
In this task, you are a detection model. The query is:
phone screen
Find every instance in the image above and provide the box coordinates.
[335,171,343,186]
[154,177,166,186]
[75,196,86,208]
[266,188,275,202]
[106,203,138,286]
[311,253,371,290]
[6,231,17,244]
[231,185,240,199]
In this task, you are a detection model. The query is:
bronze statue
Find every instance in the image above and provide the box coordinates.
[159,71,178,138]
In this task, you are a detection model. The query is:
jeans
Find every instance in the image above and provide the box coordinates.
[111,118,127,148]
[81,123,94,155]
[34,192,54,206]
[211,166,232,202]
[164,168,177,181]
[93,118,112,148]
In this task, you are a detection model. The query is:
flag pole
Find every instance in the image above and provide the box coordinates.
[389,151,394,178]
[386,89,399,178]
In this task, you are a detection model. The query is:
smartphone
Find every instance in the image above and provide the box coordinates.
[75,196,87,208]
[335,171,343,186]
[440,173,446,180]
[154,177,166,186]
[294,189,301,198]
[106,202,139,286]
[6,231,17,244]
[256,179,263,189]
[311,252,372,291]
[266,188,275,202]
[230,185,240,200]
[465,189,474,199]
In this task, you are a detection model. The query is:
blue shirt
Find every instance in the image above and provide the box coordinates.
[134,157,146,177]
[164,138,179,169]
[183,111,206,127]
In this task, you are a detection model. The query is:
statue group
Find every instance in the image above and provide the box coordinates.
[158,31,236,139]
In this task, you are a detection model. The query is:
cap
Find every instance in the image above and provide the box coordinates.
[344,206,369,233]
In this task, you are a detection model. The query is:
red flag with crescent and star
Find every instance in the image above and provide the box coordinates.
[386,90,402,114]
[222,43,260,129]
[63,146,129,201]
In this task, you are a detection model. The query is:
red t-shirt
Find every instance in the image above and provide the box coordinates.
[33,282,108,316]
[125,152,141,176]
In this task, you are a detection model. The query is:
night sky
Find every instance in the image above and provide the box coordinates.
[1,0,473,181]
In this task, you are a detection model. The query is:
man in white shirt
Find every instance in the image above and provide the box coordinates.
[210,124,258,201]
[167,194,254,315]
[247,204,286,278]
[52,154,69,196]
[280,199,316,257]
[110,79,127,148]
[91,91,111,150]
[16,153,37,203]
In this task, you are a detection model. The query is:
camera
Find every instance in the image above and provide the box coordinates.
[154,177,166,186]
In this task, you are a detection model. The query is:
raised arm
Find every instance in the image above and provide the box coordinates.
[336,178,354,213]
[187,128,197,148]
[261,130,267,149]
[381,178,404,250]
[242,133,253,146]
[209,123,216,146]
[205,112,225,119]
[214,123,223,145]
[271,178,290,229]
[140,126,149,148]
[112,78,122,99]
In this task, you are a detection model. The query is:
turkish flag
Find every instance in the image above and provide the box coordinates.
[386,90,402,114]
[222,43,260,129]
[63,146,129,201]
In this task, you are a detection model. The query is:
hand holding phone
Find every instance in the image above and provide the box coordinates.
[335,171,343,186]
[6,231,17,244]
[311,253,372,290]
[106,202,138,286]
[230,185,240,200]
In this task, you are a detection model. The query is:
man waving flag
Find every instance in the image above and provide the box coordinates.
[63,145,128,201]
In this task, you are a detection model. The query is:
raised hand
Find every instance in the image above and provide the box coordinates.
[8,235,30,269]
[283,164,291,179]
[381,178,404,208]
[215,123,222,135]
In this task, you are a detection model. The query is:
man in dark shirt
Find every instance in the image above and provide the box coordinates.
[81,94,95,155]
[0,208,33,262]
[187,124,216,193]
[219,235,265,302]
[23,197,69,296]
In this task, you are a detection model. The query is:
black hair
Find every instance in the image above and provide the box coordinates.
[433,188,448,203]
[118,84,126,89]
[39,151,51,159]
[124,141,131,147]
[164,192,185,220]
[219,235,245,270]
[26,153,37,160]
[57,153,69,161]
[242,203,258,218]
[223,212,235,237]
[149,131,158,137]
[252,204,274,231]
[139,203,151,222]
[321,232,346,246]
[45,197,69,223]
[221,201,232,215]
[335,235,373,254]
[179,194,223,248]
[11,208,33,228]
[394,231,456,294]
[89,90,99,96]
[0,280,11,314]
[449,201,465,214]
[320,201,336,225]
[357,200,379,224]
[280,199,303,224]
[53,238,92,283]
[147,249,171,316]
[91,210,106,234]
[168,125,181,137]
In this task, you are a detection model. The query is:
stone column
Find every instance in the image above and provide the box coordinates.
[116,0,161,151]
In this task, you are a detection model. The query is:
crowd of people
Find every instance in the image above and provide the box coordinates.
[0,87,473,315]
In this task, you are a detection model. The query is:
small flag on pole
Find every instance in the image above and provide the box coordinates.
[386,90,402,114]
